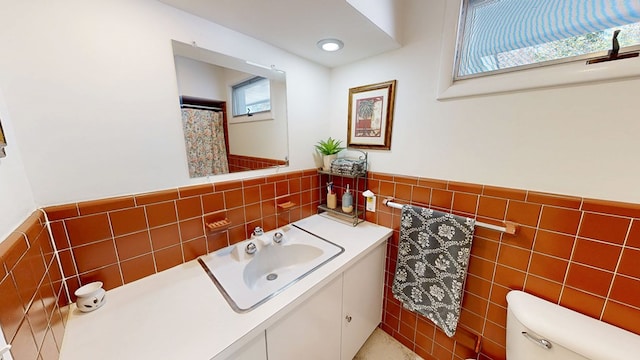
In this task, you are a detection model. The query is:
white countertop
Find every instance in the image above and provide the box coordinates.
[59,214,392,360]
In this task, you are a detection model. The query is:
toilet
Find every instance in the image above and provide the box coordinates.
[506,290,640,359]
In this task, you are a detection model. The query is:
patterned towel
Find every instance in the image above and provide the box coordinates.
[392,205,475,337]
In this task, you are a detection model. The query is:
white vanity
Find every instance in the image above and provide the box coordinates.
[59,214,392,360]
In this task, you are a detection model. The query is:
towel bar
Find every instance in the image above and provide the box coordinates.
[383,198,518,235]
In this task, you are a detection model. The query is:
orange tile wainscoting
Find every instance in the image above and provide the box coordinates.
[2,169,640,360]
[42,170,320,302]
[0,211,68,360]
[365,172,640,360]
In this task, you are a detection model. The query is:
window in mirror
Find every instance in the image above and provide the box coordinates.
[232,76,271,117]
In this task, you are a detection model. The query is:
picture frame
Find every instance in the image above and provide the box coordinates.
[0,118,6,158]
[347,80,396,150]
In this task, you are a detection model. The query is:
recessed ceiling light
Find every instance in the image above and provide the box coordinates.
[317,38,344,52]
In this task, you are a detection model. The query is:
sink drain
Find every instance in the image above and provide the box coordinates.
[266,273,278,281]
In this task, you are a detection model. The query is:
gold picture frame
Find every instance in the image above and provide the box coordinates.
[347,80,396,150]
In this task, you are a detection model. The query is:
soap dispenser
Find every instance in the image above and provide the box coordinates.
[342,184,353,213]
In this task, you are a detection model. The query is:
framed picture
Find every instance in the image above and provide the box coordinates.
[0,118,6,158]
[347,80,396,150]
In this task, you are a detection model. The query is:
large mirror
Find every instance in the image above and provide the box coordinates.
[172,40,289,178]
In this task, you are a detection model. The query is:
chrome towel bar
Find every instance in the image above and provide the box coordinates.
[383,198,518,235]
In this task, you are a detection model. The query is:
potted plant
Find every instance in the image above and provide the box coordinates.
[315,137,345,171]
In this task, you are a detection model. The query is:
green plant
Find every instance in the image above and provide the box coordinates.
[315,137,345,155]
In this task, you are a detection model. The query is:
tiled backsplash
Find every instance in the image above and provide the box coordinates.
[43,170,319,300]
[0,211,68,360]
[365,172,640,360]
[3,168,640,360]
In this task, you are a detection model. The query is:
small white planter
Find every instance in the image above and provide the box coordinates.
[323,154,337,171]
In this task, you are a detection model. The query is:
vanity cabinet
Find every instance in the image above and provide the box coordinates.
[266,276,343,359]
[341,242,386,359]
[218,331,267,360]
[266,242,386,360]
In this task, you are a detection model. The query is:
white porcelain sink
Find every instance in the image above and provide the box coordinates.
[198,224,344,312]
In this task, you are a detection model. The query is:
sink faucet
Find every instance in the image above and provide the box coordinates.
[253,227,264,237]
[245,242,257,255]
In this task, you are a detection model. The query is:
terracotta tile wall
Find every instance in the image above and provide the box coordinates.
[365,172,640,360]
[227,154,288,173]
[25,167,640,360]
[43,170,319,301]
[0,211,68,360]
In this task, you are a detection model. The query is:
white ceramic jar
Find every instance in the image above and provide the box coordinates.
[75,281,106,312]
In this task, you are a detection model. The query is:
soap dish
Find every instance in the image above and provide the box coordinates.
[206,218,231,232]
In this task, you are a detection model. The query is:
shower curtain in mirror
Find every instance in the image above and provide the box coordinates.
[181,108,229,177]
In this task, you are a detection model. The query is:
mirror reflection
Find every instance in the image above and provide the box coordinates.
[172,40,289,178]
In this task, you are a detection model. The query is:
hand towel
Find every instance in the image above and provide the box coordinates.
[392,205,475,337]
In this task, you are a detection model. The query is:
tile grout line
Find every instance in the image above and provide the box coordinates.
[146,204,160,273]
[601,219,634,320]
[558,200,585,305]
[106,211,125,286]
[41,209,73,305]
[521,197,545,293]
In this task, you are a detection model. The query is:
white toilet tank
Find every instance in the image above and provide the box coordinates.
[506,290,640,360]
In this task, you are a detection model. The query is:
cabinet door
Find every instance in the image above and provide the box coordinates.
[266,276,342,360]
[216,331,267,360]
[341,243,387,360]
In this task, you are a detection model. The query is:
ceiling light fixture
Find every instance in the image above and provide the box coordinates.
[317,38,344,52]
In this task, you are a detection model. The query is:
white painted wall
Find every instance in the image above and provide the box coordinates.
[1,0,636,212]
[330,0,640,204]
[0,0,330,206]
[174,56,227,100]
[0,88,36,241]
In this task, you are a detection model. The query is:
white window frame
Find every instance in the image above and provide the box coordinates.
[437,0,640,100]
[229,76,273,123]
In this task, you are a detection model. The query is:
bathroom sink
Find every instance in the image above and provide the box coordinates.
[243,243,323,289]
[198,225,344,312]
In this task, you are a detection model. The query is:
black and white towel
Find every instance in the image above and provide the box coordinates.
[392,205,475,337]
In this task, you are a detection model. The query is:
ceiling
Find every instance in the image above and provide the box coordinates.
[159,0,402,68]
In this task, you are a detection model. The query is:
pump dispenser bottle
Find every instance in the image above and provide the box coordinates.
[342,184,353,213]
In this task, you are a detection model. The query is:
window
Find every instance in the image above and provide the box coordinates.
[456,0,640,79]
[231,76,271,117]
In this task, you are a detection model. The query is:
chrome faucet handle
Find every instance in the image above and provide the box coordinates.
[253,227,264,236]
[245,242,257,255]
[273,232,284,244]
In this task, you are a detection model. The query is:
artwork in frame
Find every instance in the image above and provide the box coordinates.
[0,118,6,158]
[347,80,396,150]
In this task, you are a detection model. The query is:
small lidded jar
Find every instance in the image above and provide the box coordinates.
[75,281,106,312]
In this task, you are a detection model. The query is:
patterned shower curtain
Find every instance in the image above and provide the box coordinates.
[181,108,229,177]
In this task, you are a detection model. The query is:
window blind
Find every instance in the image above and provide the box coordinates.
[459,0,640,75]
[465,0,640,55]
[232,76,271,117]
